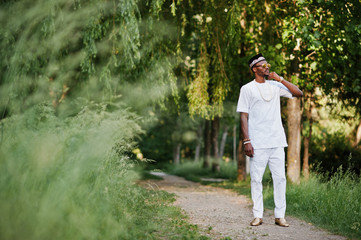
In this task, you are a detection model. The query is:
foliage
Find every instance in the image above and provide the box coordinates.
[274,0,361,122]
[140,107,201,163]
[153,0,248,119]
[140,116,176,162]
[264,170,361,239]
[301,99,361,176]
[165,159,238,182]
[317,0,361,111]
[140,0,361,176]
[308,130,361,175]
[139,99,239,165]
[273,0,361,102]
[1,0,360,237]
[0,0,178,118]
[0,103,209,240]
[0,0,209,239]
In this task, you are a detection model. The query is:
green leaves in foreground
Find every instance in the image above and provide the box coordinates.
[0,103,207,240]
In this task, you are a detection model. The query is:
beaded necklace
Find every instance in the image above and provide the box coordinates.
[254,80,274,102]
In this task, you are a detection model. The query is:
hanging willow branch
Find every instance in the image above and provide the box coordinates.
[215,26,229,83]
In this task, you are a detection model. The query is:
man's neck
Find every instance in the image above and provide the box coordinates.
[255,75,266,83]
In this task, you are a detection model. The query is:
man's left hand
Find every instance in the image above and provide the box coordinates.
[268,72,281,82]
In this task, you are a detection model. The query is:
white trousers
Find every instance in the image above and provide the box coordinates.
[250,147,286,218]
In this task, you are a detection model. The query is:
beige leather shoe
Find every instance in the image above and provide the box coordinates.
[250,217,263,226]
[275,218,289,227]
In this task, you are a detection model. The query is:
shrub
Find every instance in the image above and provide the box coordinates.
[309,131,361,175]
[0,103,207,240]
[168,159,238,182]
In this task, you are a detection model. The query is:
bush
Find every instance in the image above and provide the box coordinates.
[0,103,207,240]
[309,131,361,175]
[167,159,238,182]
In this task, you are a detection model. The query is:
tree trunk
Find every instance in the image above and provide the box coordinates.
[237,43,247,180]
[302,95,313,179]
[211,116,220,161]
[219,125,229,160]
[233,124,237,162]
[302,137,310,179]
[203,119,211,168]
[237,116,246,181]
[287,97,302,184]
[354,121,361,148]
[195,144,201,162]
[194,123,203,161]
[211,116,220,172]
[173,143,181,165]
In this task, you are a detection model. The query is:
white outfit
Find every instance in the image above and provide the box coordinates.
[237,80,293,149]
[236,80,293,218]
[251,148,286,218]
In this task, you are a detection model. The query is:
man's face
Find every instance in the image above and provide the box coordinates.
[253,60,270,77]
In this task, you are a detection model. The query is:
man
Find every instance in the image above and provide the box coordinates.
[236,53,303,227]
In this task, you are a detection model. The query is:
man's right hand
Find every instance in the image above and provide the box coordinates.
[245,143,254,157]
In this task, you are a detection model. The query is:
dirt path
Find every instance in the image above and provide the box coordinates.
[141,172,346,240]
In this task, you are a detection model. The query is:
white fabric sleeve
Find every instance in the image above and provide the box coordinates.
[269,80,293,99]
[236,87,250,113]
[280,88,294,99]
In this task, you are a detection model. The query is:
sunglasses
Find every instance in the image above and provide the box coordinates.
[254,63,271,68]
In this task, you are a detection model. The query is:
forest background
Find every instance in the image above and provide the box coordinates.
[0,0,360,239]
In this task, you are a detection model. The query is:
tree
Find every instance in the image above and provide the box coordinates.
[276,0,361,181]
[153,0,246,170]
[302,93,312,179]
[138,0,360,178]
[0,0,179,117]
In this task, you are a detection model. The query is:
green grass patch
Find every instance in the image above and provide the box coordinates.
[164,159,238,183]
[0,104,209,240]
[264,169,361,239]
[212,167,273,197]
[140,170,164,181]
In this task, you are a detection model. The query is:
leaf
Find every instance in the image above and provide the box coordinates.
[312,40,321,48]
[310,62,317,70]
[314,30,321,39]
[170,1,176,16]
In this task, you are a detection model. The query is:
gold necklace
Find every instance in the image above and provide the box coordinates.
[254,81,274,102]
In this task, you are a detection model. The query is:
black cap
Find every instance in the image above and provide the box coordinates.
[248,53,265,68]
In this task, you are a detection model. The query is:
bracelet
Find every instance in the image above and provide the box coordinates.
[243,138,250,142]
[244,141,251,145]
[279,77,284,83]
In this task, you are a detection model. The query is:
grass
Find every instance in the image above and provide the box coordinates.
[140,169,165,180]
[162,159,239,183]
[166,160,361,239]
[0,104,209,240]
[264,169,361,239]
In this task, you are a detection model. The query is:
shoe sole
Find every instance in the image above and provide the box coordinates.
[251,222,262,226]
[275,222,289,227]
